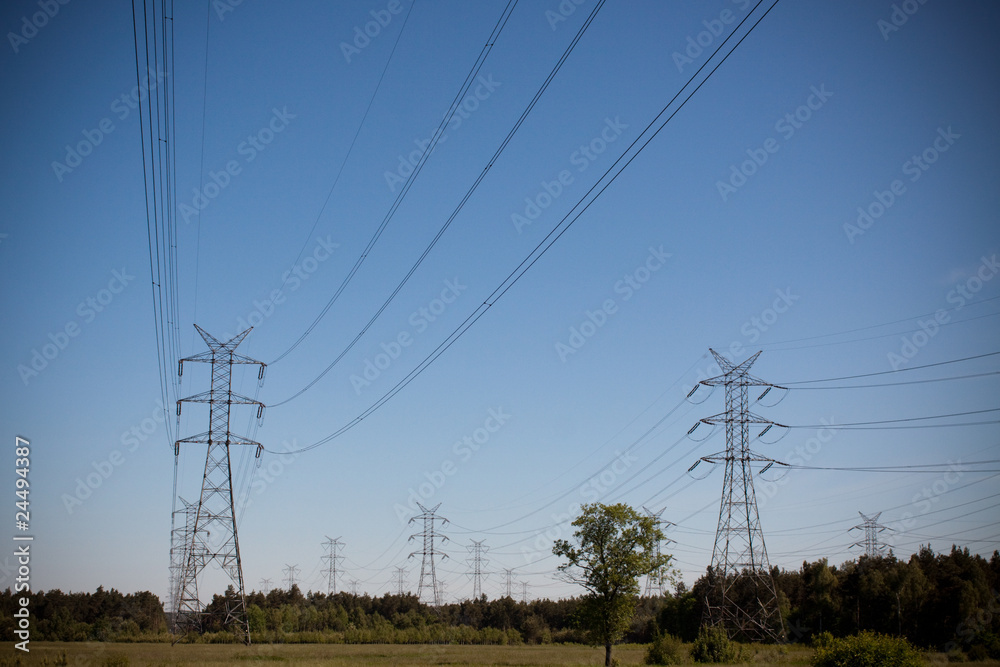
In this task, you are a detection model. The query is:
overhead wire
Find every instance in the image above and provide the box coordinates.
[265,0,781,451]
[270,0,519,366]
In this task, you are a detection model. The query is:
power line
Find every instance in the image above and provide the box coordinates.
[270,0,519,366]
[271,0,602,403]
[265,0,781,452]
[777,350,1000,385]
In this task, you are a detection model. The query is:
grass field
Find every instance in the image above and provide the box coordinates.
[4,642,999,666]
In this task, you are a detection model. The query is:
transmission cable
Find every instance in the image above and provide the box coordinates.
[265,0,781,448]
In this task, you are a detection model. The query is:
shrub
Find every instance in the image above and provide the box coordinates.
[646,629,685,665]
[691,626,747,663]
[811,631,923,667]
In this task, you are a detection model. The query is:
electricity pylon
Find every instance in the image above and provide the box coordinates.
[172,325,266,644]
[393,567,408,596]
[258,578,272,595]
[168,497,198,618]
[689,349,785,642]
[283,564,300,590]
[642,506,674,597]
[850,511,891,558]
[322,536,345,594]
[467,540,489,599]
[503,568,515,599]
[408,502,449,605]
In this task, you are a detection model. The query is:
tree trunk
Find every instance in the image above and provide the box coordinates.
[605,642,612,666]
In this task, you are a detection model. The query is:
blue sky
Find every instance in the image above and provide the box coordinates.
[1,0,998,604]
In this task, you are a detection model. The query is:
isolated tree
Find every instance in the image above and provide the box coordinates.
[553,503,673,666]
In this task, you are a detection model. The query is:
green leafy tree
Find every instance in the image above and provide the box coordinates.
[553,503,673,666]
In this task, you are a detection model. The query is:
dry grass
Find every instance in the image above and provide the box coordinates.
[5,642,999,666]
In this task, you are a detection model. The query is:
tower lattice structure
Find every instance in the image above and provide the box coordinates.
[408,502,449,605]
[850,511,891,558]
[322,536,345,595]
[694,349,785,642]
[172,325,266,643]
[642,506,674,597]
[467,540,489,600]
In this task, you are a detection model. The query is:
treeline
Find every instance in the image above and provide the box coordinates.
[659,545,1000,656]
[0,586,166,641]
[2,545,998,654]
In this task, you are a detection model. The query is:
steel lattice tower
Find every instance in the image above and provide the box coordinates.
[283,564,300,590]
[393,567,408,596]
[172,325,266,643]
[322,536,345,595]
[850,512,891,558]
[408,502,449,605]
[503,568,515,599]
[694,349,785,642]
[467,540,489,600]
[258,578,272,595]
[169,497,199,619]
[642,506,674,597]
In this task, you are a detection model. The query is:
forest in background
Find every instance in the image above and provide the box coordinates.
[2,546,998,658]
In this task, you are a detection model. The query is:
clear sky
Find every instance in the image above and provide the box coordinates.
[1,0,998,604]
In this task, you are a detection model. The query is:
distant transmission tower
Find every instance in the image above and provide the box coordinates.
[850,511,891,558]
[322,536,345,595]
[168,497,198,617]
[349,580,360,596]
[503,567,514,600]
[283,564,300,590]
[258,578,272,595]
[503,568,515,599]
[172,325,266,644]
[467,540,489,600]
[642,506,674,597]
[393,567,408,596]
[520,581,529,604]
[689,349,785,642]
[408,502,449,605]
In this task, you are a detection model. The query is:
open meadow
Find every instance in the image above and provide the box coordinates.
[4,643,998,667]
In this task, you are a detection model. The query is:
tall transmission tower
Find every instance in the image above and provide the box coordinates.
[168,497,198,619]
[642,506,674,597]
[258,578,272,595]
[689,349,785,642]
[408,502,449,605]
[503,568,515,599]
[321,536,345,595]
[520,581,529,604]
[467,540,489,600]
[393,567,408,596]
[172,325,266,644]
[283,564,300,590]
[850,511,891,558]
